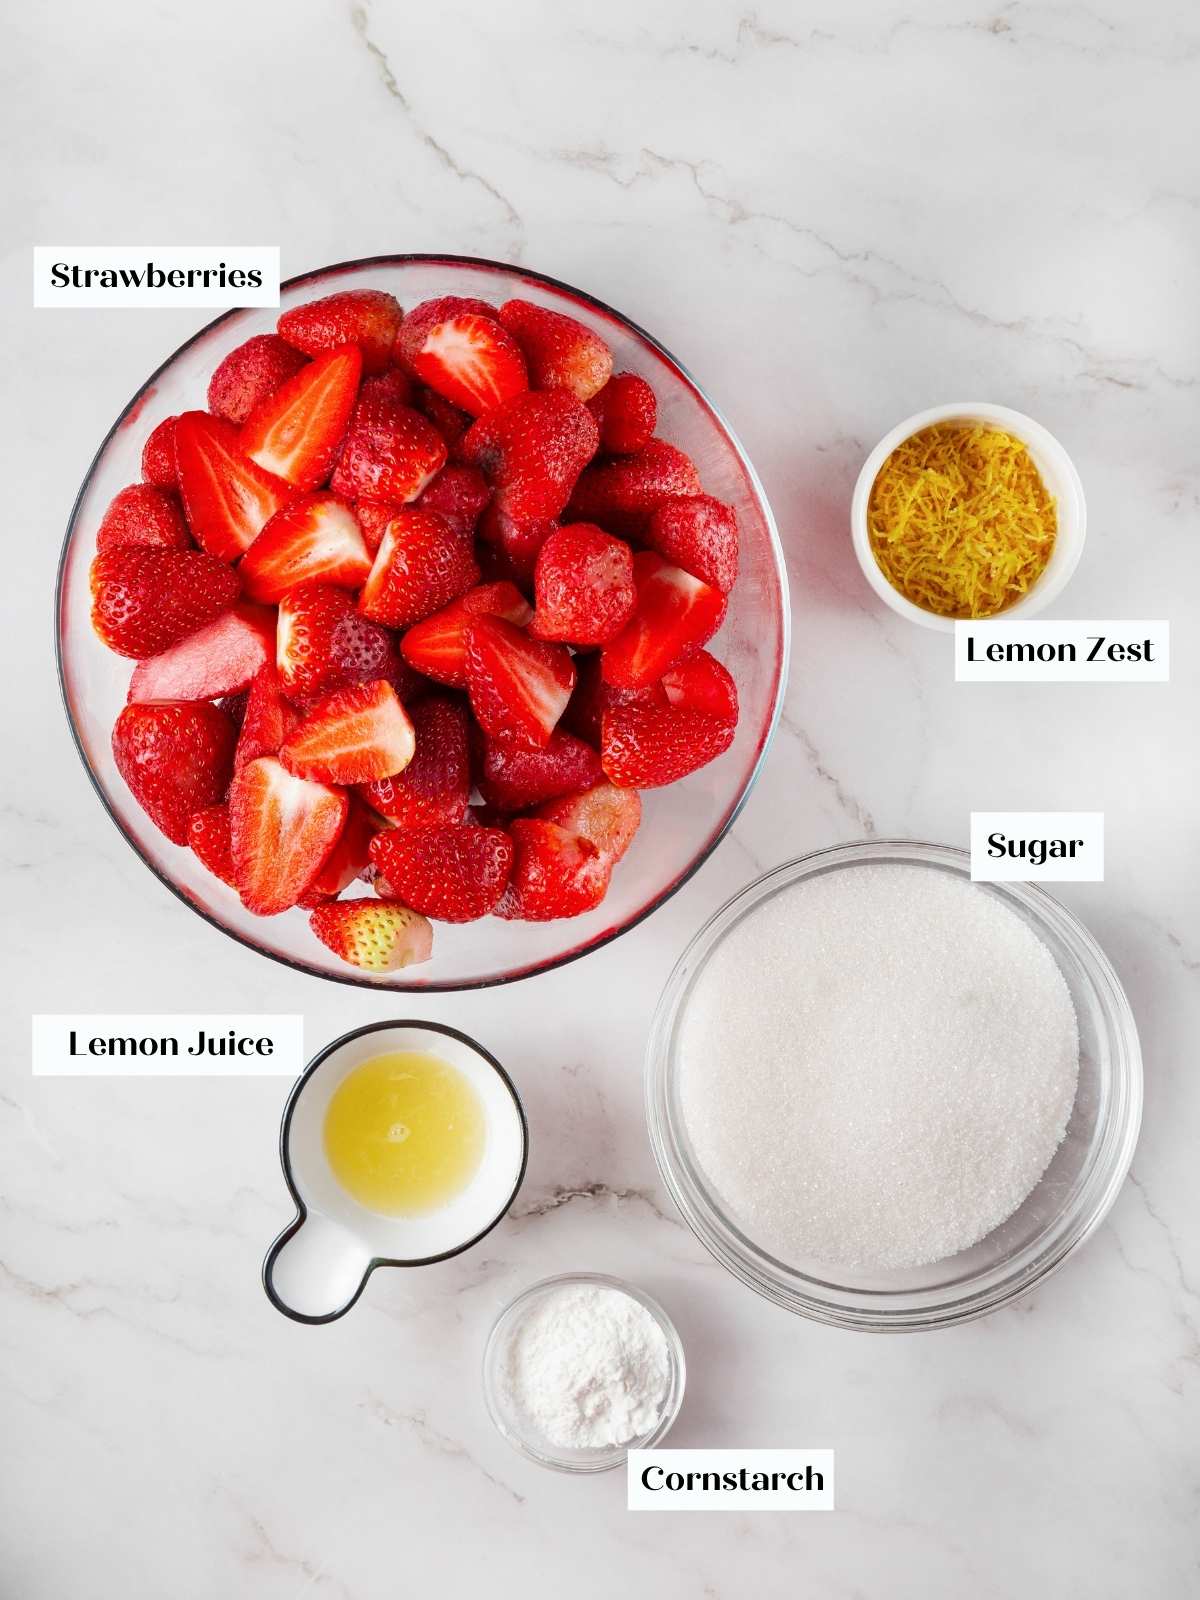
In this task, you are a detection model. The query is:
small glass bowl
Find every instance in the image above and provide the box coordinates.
[645,840,1142,1332]
[482,1272,686,1472]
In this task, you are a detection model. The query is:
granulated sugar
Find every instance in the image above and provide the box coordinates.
[679,864,1079,1271]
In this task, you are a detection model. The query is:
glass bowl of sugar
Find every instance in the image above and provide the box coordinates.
[646,840,1142,1332]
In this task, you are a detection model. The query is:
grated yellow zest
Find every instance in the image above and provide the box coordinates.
[867,423,1057,620]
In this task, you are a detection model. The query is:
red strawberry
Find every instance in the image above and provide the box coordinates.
[308,898,433,972]
[601,552,726,689]
[369,824,513,922]
[462,391,598,520]
[228,755,348,915]
[416,384,473,452]
[538,781,642,863]
[529,523,635,646]
[601,703,735,788]
[562,653,667,746]
[90,546,240,659]
[358,695,470,827]
[276,584,400,705]
[141,417,179,488]
[239,492,370,603]
[477,729,602,812]
[235,663,301,770]
[298,797,379,908]
[127,602,275,703]
[188,803,239,888]
[586,372,656,454]
[95,484,190,555]
[281,680,415,786]
[661,650,738,722]
[329,380,447,504]
[643,494,738,594]
[396,300,527,418]
[354,498,399,554]
[219,690,250,728]
[476,502,557,587]
[207,334,308,427]
[498,300,612,401]
[112,701,237,845]
[399,581,532,688]
[277,289,403,374]
[240,345,361,491]
[358,508,479,629]
[415,464,491,537]
[175,411,293,562]
[464,616,575,750]
[495,819,611,921]
[394,296,496,365]
[567,439,701,536]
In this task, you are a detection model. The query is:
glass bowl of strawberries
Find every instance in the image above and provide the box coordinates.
[57,257,789,989]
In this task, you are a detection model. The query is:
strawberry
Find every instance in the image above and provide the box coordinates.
[538,781,642,863]
[529,522,635,646]
[562,653,667,746]
[277,289,403,374]
[276,584,400,705]
[369,823,513,922]
[358,508,479,629]
[207,334,308,427]
[498,300,612,401]
[643,493,738,594]
[127,603,275,703]
[281,680,415,785]
[354,498,399,555]
[298,797,379,906]
[95,484,190,554]
[112,701,237,845]
[228,755,348,915]
[567,439,701,536]
[240,345,361,491]
[329,378,447,504]
[394,296,496,365]
[601,552,726,689]
[415,464,491,537]
[476,502,557,587]
[601,703,735,788]
[661,650,738,722]
[358,695,470,827]
[239,492,371,603]
[188,803,239,889]
[416,384,472,452]
[141,417,179,488]
[462,391,598,520]
[495,819,611,921]
[477,729,602,812]
[308,898,433,972]
[175,411,294,562]
[219,690,250,728]
[396,299,527,417]
[399,581,531,688]
[235,663,300,770]
[586,372,656,454]
[464,616,575,750]
[90,546,240,659]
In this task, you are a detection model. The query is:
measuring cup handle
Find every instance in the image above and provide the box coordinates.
[262,1213,372,1323]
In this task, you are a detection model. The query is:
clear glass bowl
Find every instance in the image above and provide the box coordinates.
[646,840,1142,1332]
[482,1272,686,1472]
[55,255,789,991]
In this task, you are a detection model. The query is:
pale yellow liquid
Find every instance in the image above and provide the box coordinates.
[323,1051,486,1217]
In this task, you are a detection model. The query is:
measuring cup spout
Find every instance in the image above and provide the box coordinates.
[263,1213,372,1323]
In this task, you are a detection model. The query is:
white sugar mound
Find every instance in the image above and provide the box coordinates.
[679,864,1080,1272]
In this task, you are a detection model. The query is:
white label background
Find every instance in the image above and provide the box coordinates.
[33,246,280,307]
[970,813,1104,882]
[628,1449,835,1510]
[955,620,1169,682]
[31,1015,304,1076]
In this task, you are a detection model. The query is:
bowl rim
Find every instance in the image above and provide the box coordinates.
[55,252,791,992]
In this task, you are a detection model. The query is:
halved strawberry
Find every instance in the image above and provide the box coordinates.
[90,546,240,659]
[298,797,379,907]
[415,464,491,537]
[464,616,575,750]
[601,552,726,689]
[240,345,361,491]
[358,695,470,827]
[188,803,239,889]
[278,289,403,374]
[396,300,527,417]
[329,375,447,503]
[498,301,612,401]
[495,819,611,921]
[127,603,275,703]
[235,663,300,770]
[562,654,667,747]
[476,502,558,587]
[538,781,642,863]
[477,729,602,812]
[643,493,739,594]
[207,334,308,427]
[462,391,598,520]
[567,439,701,536]
[529,523,635,646]
[277,584,400,704]
[601,703,735,788]
[394,296,495,363]
[175,411,294,562]
[399,581,532,688]
[661,650,738,722]
[309,897,433,972]
[281,680,415,786]
[96,484,190,554]
[228,755,348,915]
[239,492,370,603]
[112,701,237,845]
[358,508,479,629]
[369,823,513,922]
[141,417,179,488]
[354,498,400,554]
[586,372,656,454]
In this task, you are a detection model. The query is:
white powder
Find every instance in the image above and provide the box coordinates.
[679,864,1079,1271]
[498,1282,671,1450]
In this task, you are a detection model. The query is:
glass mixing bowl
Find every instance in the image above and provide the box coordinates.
[56,256,789,991]
[646,841,1142,1331]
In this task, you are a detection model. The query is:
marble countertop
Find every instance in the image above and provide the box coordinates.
[4,1,1198,1594]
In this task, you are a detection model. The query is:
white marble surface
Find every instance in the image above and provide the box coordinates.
[4,1,1198,1594]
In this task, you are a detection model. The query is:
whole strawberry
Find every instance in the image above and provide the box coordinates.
[498,301,613,401]
[462,391,598,521]
[567,439,701,536]
[90,546,240,659]
[277,289,403,374]
[369,823,514,922]
[586,372,657,454]
[207,334,308,427]
[95,484,190,554]
[112,700,237,844]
